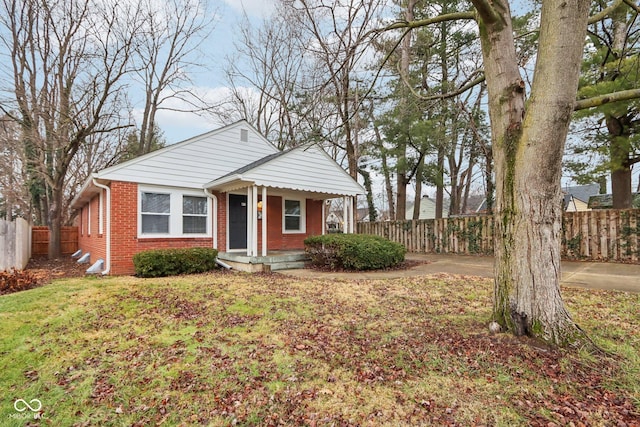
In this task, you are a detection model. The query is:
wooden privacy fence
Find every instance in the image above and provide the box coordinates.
[357,209,640,263]
[32,226,79,256]
[0,218,31,270]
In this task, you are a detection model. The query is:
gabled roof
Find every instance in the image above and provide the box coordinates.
[93,120,278,188]
[71,121,279,208]
[563,184,600,203]
[588,193,640,209]
[205,143,364,198]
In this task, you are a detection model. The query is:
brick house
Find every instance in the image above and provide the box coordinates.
[71,121,364,274]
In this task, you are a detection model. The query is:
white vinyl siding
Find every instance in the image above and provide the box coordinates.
[97,122,278,188]
[283,198,305,233]
[139,186,211,238]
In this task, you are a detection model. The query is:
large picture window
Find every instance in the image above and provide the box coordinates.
[139,187,210,237]
[183,196,207,234]
[141,192,170,234]
[283,198,305,233]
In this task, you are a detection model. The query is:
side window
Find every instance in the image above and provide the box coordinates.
[183,196,207,234]
[141,192,170,234]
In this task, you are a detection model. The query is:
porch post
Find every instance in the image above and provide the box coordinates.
[252,185,259,256]
[321,199,326,235]
[261,186,267,256]
[343,196,348,234]
[246,186,253,256]
[349,196,355,234]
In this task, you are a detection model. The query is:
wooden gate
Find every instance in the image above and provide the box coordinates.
[32,226,79,256]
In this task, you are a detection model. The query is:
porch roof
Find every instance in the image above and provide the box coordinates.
[204,143,365,198]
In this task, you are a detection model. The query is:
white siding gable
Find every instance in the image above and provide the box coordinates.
[208,144,365,197]
[97,121,278,188]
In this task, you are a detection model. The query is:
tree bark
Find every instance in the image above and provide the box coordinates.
[474,0,590,345]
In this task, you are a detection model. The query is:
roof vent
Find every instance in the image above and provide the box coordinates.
[240,129,248,142]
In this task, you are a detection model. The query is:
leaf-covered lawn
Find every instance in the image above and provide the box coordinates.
[0,271,638,426]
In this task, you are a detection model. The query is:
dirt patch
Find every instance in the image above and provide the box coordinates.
[25,255,87,283]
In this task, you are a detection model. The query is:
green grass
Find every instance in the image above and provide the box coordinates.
[0,272,638,426]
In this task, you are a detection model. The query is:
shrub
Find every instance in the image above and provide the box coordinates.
[304,234,406,271]
[0,269,40,295]
[133,247,219,278]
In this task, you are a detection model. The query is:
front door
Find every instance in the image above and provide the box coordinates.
[228,194,247,250]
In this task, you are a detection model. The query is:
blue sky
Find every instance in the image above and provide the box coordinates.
[155,0,275,143]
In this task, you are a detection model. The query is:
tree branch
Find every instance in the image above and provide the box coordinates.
[574,88,640,110]
[398,65,485,102]
[588,0,625,24]
[470,0,500,26]
[380,11,475,33]
[623,0,640,14]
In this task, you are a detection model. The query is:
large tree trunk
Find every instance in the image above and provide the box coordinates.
[435,146,445,218]
[48,185,63,258]
[474,0,590,345]
[608,6,633,210]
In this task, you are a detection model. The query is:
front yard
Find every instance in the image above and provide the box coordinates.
[0,270,638,426]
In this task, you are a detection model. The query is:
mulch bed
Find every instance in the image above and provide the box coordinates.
[306,258,428,273]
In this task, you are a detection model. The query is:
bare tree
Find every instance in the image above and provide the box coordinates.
[288,0,385,178]
[221,4,312,149]
[0,0,139,257]
[133,0,215,156]
[0,116,29,219]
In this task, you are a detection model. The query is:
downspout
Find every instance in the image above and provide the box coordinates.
[92,178,111,275]
[204,188,218,249]
[204,188,231,269]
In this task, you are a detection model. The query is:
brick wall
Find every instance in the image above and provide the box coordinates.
[77,183,325,275]
[109,181,217,275]
[259,196,323,251]
[215,191,227,252]
[78,193,106,265]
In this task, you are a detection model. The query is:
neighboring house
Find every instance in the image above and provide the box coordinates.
[588,192,640,209]
[563,184,600,212]
[326,207,373,232]
[326,211,342,232]
[71,121,364,275]
[464,194,489,215]
[406,196,449,220]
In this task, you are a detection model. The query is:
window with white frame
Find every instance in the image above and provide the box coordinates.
[183,195,207,234]
[141,192,171,234]
[283,198,305,233]
[139,187,211,237]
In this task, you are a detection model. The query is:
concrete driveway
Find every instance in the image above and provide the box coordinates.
[280,253,640,293]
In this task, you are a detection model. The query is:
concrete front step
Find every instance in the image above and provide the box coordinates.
[266,261,307,271]
[217,251,309,272]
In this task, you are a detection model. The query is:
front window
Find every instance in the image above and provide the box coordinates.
[183,196,207,234]
[283,199,305,233]
[139,187,211,237]
[141,192,170,234]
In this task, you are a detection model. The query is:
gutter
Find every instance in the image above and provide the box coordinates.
[92,178,111,275]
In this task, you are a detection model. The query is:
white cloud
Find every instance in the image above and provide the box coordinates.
[221,0,275,17]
